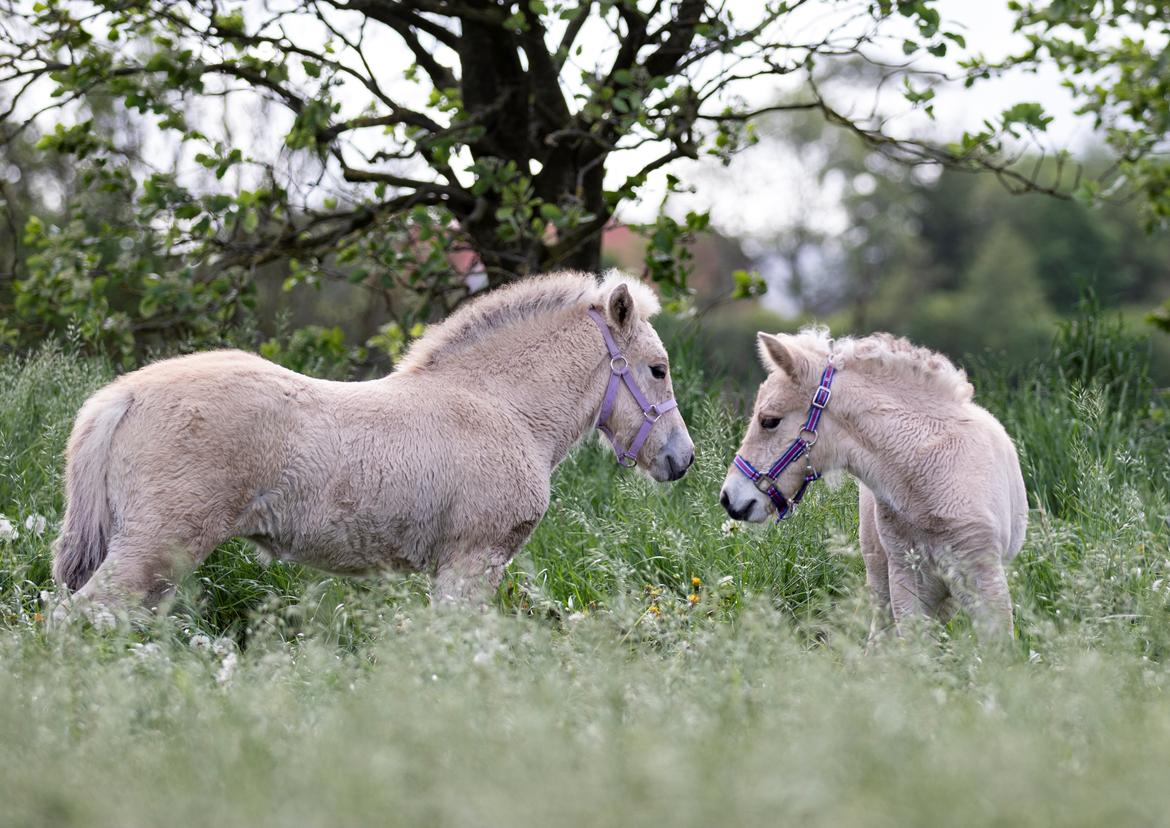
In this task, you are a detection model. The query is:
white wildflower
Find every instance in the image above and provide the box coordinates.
[188,634,212,652]
[0,515,18,541]
[23,514,47,536]
[720,518,741,537]
[215,651,238,685]
[132,642,163,660]
[211,637,235,657]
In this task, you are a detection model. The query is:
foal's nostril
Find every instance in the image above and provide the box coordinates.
[666,452,689,481]
[685,451,695,470]
[720,490,752,521]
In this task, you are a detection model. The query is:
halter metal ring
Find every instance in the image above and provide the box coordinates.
[609,355,628,374]
[798,427,819,448]
[644,404,662,423]
[618,453,638,468]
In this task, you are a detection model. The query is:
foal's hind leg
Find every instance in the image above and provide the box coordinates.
[68,522,221,614]
[71,535,192,610]
[943,553,1014,646]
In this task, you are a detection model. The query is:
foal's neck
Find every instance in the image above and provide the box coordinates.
[827,368,962,514]
[437,309,610,472]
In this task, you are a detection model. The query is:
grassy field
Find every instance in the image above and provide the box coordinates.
[1,316,1168,827]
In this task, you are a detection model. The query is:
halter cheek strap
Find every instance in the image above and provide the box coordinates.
[733,362,836,522]
[587,308,678,468]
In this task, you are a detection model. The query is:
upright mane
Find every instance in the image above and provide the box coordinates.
[792,326,974,403]
[396,270,661,372]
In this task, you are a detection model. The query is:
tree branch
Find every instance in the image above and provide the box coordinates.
[345,3,459,89]
[555,1,592,69]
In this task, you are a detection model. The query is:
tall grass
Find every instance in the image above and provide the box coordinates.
[0,308,1168,826]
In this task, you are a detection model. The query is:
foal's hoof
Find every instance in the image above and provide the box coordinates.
[48,596,119,631]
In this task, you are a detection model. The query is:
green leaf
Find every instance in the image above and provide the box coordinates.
[730,269,767,300]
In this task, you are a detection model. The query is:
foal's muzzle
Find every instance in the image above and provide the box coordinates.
[665,447,695,481]
[720,489,756,521]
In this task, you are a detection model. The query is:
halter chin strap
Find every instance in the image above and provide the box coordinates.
[587,308,678,468]
[733,361,837,522]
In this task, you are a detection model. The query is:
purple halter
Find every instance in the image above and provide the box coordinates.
[587,308,678,468]
[733,361,837,521]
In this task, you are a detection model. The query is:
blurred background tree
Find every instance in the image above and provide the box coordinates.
[653,98,1170,389]
[0,0,1167,379]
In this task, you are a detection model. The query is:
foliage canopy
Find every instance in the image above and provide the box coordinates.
[1,0,1168,356]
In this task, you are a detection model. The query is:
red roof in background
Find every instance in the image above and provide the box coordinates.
[445,221,644,278]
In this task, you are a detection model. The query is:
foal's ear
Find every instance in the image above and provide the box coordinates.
[757,332,806,379]
[607,283,636,332]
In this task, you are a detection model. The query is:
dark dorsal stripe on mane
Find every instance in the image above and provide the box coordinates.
[396,271,602,372]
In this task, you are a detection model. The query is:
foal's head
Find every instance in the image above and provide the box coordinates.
[720,332,835,522]
[594,279,694,482]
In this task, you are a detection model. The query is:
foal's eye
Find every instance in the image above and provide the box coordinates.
[650,364,668,380]
[760,416,782,430]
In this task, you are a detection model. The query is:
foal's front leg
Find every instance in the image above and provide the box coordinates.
[433,546,513,605]
[886,550,951,636]
[858,485,894,646]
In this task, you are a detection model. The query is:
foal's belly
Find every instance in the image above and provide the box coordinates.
[249,523,423,576]
[238,487,436,576]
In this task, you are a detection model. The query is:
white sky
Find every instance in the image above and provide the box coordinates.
[619,0,1097,228]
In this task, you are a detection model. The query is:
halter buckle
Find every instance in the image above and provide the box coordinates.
[609,355,628,374]
[811,384,832,409]
[754,473,776,494]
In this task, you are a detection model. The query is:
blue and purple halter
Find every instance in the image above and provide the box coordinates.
[732,361,837,522]
[587,308,678,468]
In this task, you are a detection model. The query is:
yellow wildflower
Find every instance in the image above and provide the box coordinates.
[691,576,701,588]
[687,593,700,605]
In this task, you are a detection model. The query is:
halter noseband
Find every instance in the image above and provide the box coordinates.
[587,308,678,468]
[733,361,837,522]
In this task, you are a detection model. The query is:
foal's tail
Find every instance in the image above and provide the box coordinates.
[52,386,133,591]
